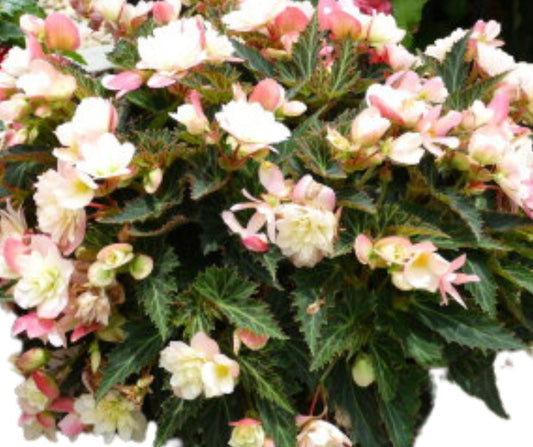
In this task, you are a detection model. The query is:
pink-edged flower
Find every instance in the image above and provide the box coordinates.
[222,0,290,33]
[350,106,390,147]
[233,329,269,354]
[137,17,233,86]
[475,43,516,77]
[468,124,510,166]
[152,0,182,25]
[250,78,307,116]
[215,99,291,156]
[415,106,462,157]
[229,418,266,447]
[74,392,147,443]
[16,59,76,100]
[222,211,270,253]
[44,13,81,52]
[383,132,425,165]
[354,0,392,15]
[160,332,240,400]
[169,90,210,135]
[438,254,480,307]
[34,164,94,254]
[318,0,363,40]
[10,235,73,318]
[366,83,426,126]
[297,419,352,447]
[12,312,68,347]
[292,175,336,212]
[18,413,57,441]
[58,413,84,440]
[102,70,144,98]
[0,201,27,279]
[375,44,419,71]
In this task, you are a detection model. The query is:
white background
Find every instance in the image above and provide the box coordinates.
[1,308,533,447]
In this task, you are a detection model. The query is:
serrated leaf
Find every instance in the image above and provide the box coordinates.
[495,262,533,295]
[391,0,429,31]
[435,190,483,241]
[192,267,285,338]
[96,321,164,401]
[464,257,497,317]
[406,332,445,367]
[184,149,228,200]
[326,362,389,447]
[337,189,377,214]
[436,31,471,94]
[379,367,425,447]
[231,39,276,77]
[414,301,524,350]
[447,350,508,419]
[328,39,359,98]
[0,21,22,43]
[255,398,297,447]
[154,399,203,447]
[370,335,402,402]
[135,246,179,340]
[240,355,294,413]
[106,39,139,68]
[293,289,326,356]
[98,195,180,224]
[482,211,532,231]
[446,72,509,109]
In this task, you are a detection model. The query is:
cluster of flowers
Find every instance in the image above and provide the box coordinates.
[1,0,533,445]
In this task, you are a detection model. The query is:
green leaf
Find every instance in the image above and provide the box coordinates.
[184,148,228,200]
[154,399,203,447]
[106,39,139,69]
[464,257,497,317]
[435,190,483,241]
[0,0,43,16]
[447,350,508,419]
[370,334,402,402]
[240,355,295,413]
[231,39,276,77]
[414,301,524,350]
[495,262,533,295]
[192,267,285,338]
[337,189,377,214]
[482,211,532,231]
[436,31,471,94]
[406,332,445,367]
[0,21,22,43]
[96,321,164,401]
[326,362,389,447]
[328,39,359,98]
[135,246,179,340]
[277,15,321,85]
[98,195,181,224]
[255,398,297,447]
[446,72,509,109]
[293,289,327,356]
[379,367,425,447]
[391,0,429,31]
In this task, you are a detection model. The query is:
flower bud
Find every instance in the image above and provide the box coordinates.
[94,0,126,22]
[15,348,50,374]
[19,14,45,37]
[88,261,116,287]
[326,127,352,152]
[292,175,336,212]
[97,243,134,269]
[281,100,307,117]
[249,79,285,112]
[229,419,265,447]
[351,353,376,387]
[143,167,163,194]
[44,13,81,51]
[32,370,60,400]
[129,254,154,280]
[351,107,390,146]
[233,329,269,354]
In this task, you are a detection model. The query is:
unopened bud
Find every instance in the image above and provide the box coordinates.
[143,167,163,194]
[129,254,154,280]
[32,370,60,400]
[97,243,134,269]
[351,353,376,388]
[15,348,50,374]
[88,261,116,287]
[44,13,81,51]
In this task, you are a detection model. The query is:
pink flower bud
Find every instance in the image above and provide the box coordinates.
[44,13,81,52]
[350,107,390,146]
[32,370,60,401]
[129,254,154,280]
[15,348,50,374]
[292,175,336,211]
[234,329,269,354]
[152,1,180,25]
[242,235,269,253]
[48,397,75,413]
[59,413,84,439]
[250,79,285,112]
[36,411,56,429]
[274,6,310,36]
[354,234,373,265]
[102,71,144,98]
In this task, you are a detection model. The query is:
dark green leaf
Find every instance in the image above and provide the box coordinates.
[495,262,533,295]
[97,321,164,401]
[370,334,402,402]
[391,0,429,31]
[255,398,297,447]
[337,189,377,214]
[328,39,359,98]
[106,39,139,69]
[447,350,508,419]
[435,190,483,241]
[231,39,276,77]
[414,301,524,350]
[436,31,471,94]
[154,399,203,447]
[293,289,327,356]
[464,257,497,317]
[327,362,389,447]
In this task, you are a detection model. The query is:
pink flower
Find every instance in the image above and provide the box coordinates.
[102,70,144,98]
[44,13,81,52]
[438,254,480,307]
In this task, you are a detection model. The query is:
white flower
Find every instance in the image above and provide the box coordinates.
[475,43,516,77]
[275,204,338,268]
[77,133,135,179]
[216,100,291,155]
[402,249,449,292]
[75,290,111,326]
[222,0,289,32]
[74,392,147,443]
[160,332,240,400]
[366,13,406,48]
[424,28,467,62]
[297,420,352,447]
[14,236,74,319]
[170,104,210,135]
[229,420,266,447]
[366,84,427,126]
[0,47,30,88]
[54,97,117,161]
[205,21,235,61]
[385,132,425,165]
[16,60,77,100]
[137,18,207,74]
[15,378,49,416]
[34,165,93,254]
